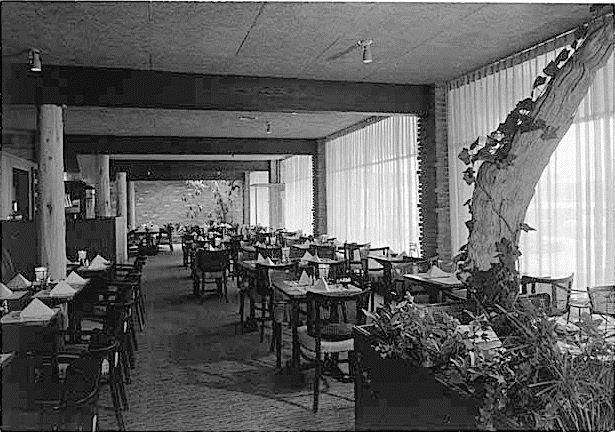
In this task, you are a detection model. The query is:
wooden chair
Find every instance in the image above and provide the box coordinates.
[516,293,552,315]
[300,288,371,412]
[256,245,282,261]
[193,249,229,302]
[310,244,336,260]
[587,285,615,336]
[181,235,194,268]
[520,274,574,316]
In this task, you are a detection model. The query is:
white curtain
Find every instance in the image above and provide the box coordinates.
[326,116,420,253]
[448,33,614,290]
[280,155,313,234]
[249,171,269,227]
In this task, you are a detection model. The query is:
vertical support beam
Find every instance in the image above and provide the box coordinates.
[417,86,438,258]
[36,104,66,280]
[77,153,112,217]
[434,83,452,265]
[96,155,111,217]
[269,160,283,229]
[243,172,250,224]
[115,172,127,221]
[312,139,327,235]
[127,181,136,230]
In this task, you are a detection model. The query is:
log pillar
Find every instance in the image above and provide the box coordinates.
[127,181,136,230]
[36,104,66,280]
[243,172,250,224]
[96,155,111,217]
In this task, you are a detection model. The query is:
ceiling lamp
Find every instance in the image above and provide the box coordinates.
[265,122,272,134]
[28,48,42,72]
[359,40,373,64]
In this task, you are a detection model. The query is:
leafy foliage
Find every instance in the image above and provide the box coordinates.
[180,179,241,223]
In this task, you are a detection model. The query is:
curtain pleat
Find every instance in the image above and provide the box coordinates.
[325,116,420,253]
[448,45,614,290]
[280,155,313,234]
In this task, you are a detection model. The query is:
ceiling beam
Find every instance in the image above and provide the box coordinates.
[110,160,269,181]
[67,135,317,155]
[3,64,431,114]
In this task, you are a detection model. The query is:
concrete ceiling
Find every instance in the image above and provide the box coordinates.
[2,105,373,138]
[1,2,592,84]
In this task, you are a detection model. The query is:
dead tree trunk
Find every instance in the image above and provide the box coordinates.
[463,16,614,309]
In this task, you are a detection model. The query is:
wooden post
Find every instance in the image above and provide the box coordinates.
[115,172,127,221]
[127,181,136,230]
[96,155,111,217]
[36,104,66,280]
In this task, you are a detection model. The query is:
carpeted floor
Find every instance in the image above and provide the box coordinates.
[98,249,355,431]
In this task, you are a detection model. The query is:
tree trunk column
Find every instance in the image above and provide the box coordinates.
[243,172,250,225]
[36,104,66,280]
[116,172,127,222]
[96,155,111,217]
[127,181,136,230]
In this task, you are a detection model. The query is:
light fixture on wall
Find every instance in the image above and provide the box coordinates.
[265,122,272,134]
[28,48,42,72]
[359,40,373,64]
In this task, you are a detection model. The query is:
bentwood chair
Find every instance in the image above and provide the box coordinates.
[300,288,370,412]
[32,353,103,432]
[587,285,615,336]
[193,249,229,302]
[520,274,574,316]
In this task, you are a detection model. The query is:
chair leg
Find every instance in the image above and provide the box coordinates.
[275,322,282,369]
[260,298,266,343]
[238,290,245,335]
[313,343,321,413]
[109,371,126,431]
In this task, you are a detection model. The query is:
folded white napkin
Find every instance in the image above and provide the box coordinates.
[50,280,77,297]
[265,257,275,266]
[0,283,14,299]
[298,271,311,285]
[7,273,32,289]
[426,265,450,278]
[389,250,397,256]
[303,240,311,246]
[257,254,267,264]
[20,299,55,320]
[399,251,408,258]
[66,271,87,285]
[312,254,321,263]
[301,251,313,260]
[313,278,329,291]
[90,255,110,268]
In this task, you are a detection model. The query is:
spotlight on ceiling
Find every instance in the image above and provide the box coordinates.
[28,48,42,72]
[359,40,373,64]
[265,122,272,134]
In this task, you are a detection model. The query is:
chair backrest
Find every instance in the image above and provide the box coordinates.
[256,246,282,260]
[240,246,258,261]
[195,249,228,273]
[306,289,371,337]
[307,260,347,283]
[516,293,551,314]
[62,355,102,407]
[587,285,615,317]
[421,299,477,324]
[311,244,336,260]
[520,274,574,315]
[255,262,298,296]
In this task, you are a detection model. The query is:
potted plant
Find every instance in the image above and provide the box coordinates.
[354,295,480,430]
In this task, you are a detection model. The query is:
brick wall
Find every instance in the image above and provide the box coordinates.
[417,87,438,259]
[312,139,327,236]
[133,180,243,227]
[434,83,453,264]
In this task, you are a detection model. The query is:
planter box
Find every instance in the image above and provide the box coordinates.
[354,325,478,431]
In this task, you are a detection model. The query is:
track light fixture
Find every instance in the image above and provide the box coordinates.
[28,48,42,72]
[265,122,272,134]
[359,40,373,64]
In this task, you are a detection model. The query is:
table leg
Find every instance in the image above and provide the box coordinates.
[275,321,282,369]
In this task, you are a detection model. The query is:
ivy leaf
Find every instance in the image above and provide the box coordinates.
[570,40,578,50]
[458,148,472,165]
[543,61,559,77]
[462,199,472,207]
[516,98,535,113]
[472,147,493,163]
[469,137,480,150]
[465,220,474,232]
[533,76,547,89]
[462,167,475,185]
[555,48,570,65]
[519,222,536,232]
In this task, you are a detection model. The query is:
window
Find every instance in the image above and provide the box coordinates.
[249,171,270,226]
[280,156,313,234]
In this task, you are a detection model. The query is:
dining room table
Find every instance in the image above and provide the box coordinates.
[32,279,90,338]
[403,271,464,303]
[272,279,362,375]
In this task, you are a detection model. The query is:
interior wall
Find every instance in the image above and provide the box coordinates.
[135,180,244,228]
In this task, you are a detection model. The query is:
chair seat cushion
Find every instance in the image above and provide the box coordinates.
[297,326,354,353]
